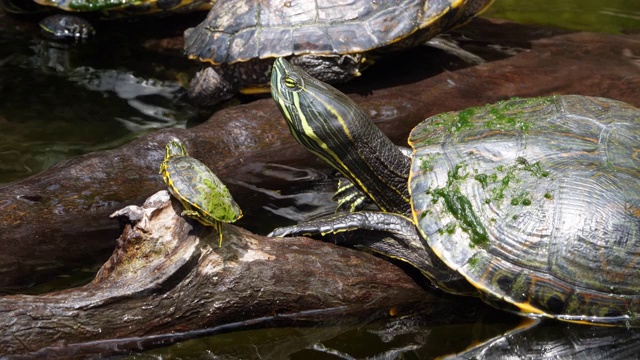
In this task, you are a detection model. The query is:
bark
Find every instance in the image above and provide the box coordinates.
[0,191,430,358]
[1,19,640,288]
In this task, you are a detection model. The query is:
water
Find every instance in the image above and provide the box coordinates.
[1,0,640,358]
[484,0,640,34]
[0,13,209,183]
[1,1,639,184]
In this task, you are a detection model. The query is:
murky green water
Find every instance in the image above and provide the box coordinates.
[1,0,640,358]
[485,0,640,33]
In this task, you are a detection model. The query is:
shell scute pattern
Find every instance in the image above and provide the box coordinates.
[184,0,492,64]
[409,95,640,323]
[160,139,242,245]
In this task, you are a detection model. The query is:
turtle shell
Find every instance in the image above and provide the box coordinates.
[185,0,493,65]
[39,14,95,40]
[161,146,242,225]
[409,95,640,326]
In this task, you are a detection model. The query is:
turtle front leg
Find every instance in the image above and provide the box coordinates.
[181,209,201,218]
[290,54,367,83]
[269,211,472,294]
[269,211,416,241]
[213,221,223,248]
[188,67,237,106]
[332,146,411,213]
[269,212,422,272]
[333,177,373,212]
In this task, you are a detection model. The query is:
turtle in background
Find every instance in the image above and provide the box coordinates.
[184,0,494,106]
[160,138,242,247]
[1,0,212,41]
[38,14,95,41]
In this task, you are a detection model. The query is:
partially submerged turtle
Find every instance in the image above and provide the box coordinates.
[160,139,242,246]
[184,0,494,106]
[269,58,640,326]
[3,0,211,41]
[33,0,210,16]
[39,14,95,41]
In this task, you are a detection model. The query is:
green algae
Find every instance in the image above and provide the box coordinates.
[419,154,437,172]
[427,163,489,246]
[510,192,532,206]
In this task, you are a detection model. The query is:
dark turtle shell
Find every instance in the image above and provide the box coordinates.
[409,95,640,325]
[185,0,494,65]
[39,14,95,40]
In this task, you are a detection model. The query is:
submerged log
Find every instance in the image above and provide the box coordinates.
[0,191,430,358]
[1,19,640,289]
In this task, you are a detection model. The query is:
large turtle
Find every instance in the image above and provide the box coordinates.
[160,138,242,246]
[184,0,494,106]
[268,57,640,326]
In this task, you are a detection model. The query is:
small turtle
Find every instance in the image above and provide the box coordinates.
[2,0,211,41]
[159,139,242,246]
[269,57,640,326]
[39,14,95,41]
[184,0,494,106]
[34,0,210,16]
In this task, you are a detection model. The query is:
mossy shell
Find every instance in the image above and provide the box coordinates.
[160,139,242,226]
[409,95,640,325]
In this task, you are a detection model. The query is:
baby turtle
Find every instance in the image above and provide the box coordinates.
[159,138,242,246]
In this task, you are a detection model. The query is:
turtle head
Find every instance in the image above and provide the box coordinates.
[270,57,369,171]
[271,57,412,214]
[165,139,188,159]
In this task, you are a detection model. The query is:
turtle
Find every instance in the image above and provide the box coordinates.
[159,138,242,247]
[268,57,640,327]
[184,0,495,106]
[1,0,211,41]
[39,14,95,40]
[32,0,210,16]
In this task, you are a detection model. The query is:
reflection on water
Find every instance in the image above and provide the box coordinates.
[0,61,190,183]
[130,300,640,359]
[0,14,207,184]
[230,163,337,234]
[130,298,522,359]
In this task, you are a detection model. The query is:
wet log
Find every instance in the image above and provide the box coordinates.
[1,19,640,288]
[0,191,428,358]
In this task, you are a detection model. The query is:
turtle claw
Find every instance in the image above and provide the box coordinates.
[268,226,300,238]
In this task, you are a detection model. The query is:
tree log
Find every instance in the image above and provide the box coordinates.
[0,191,432,358]
[1,19,640,289]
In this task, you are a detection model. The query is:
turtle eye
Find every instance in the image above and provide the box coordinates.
[282,73,303,91]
